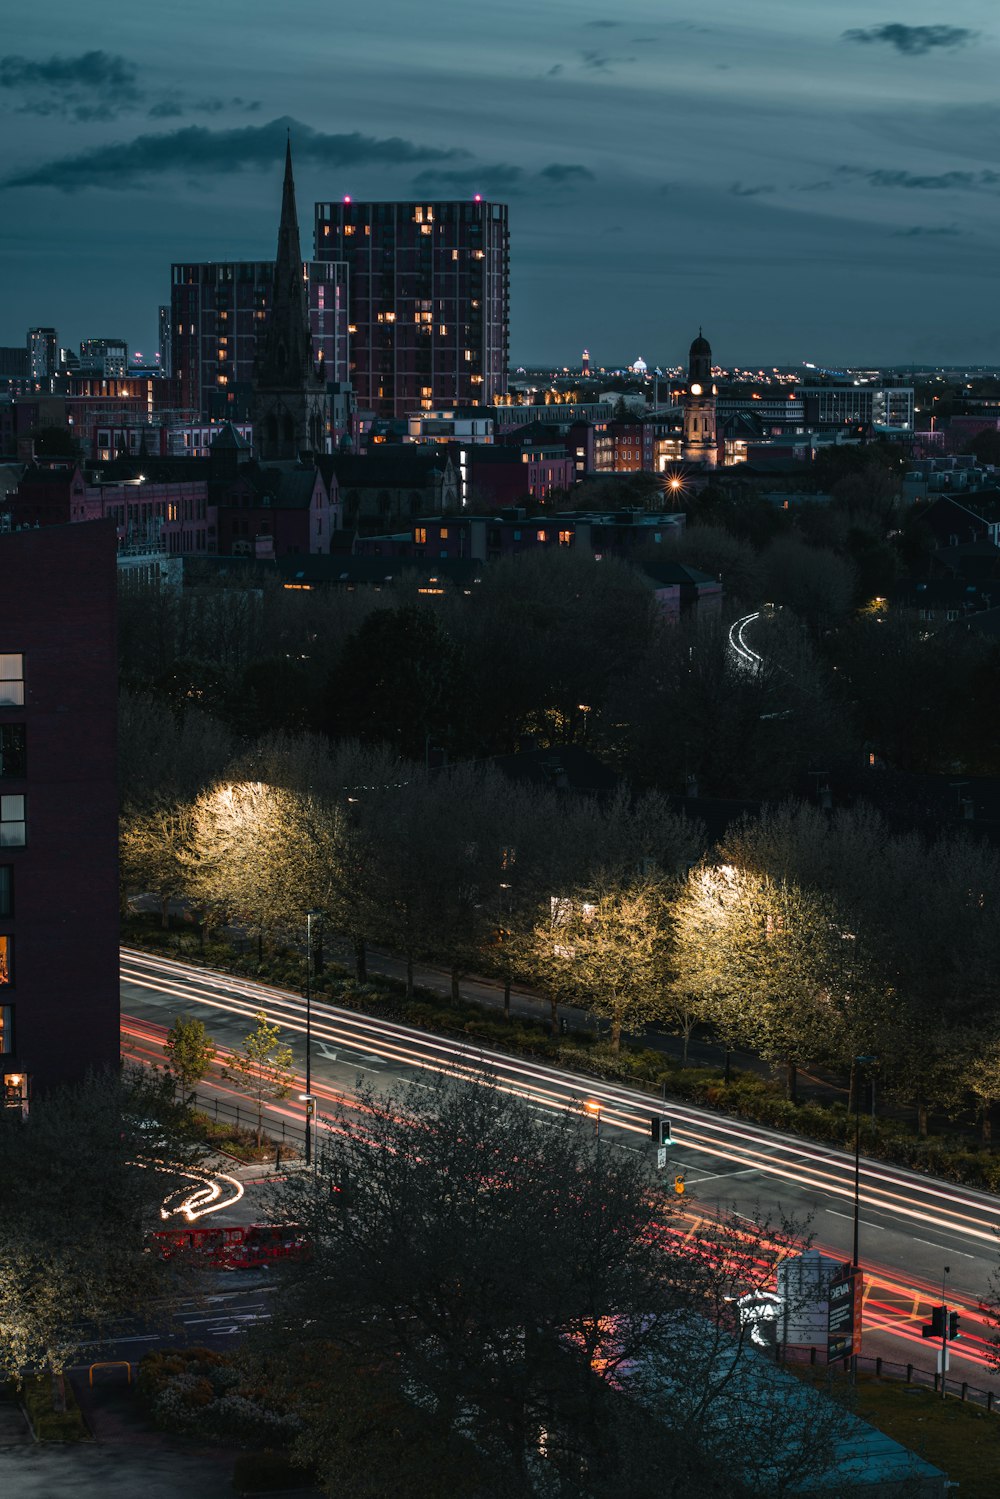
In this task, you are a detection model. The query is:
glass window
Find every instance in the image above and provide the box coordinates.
[0,655,23,708]
[0,726,26,779]
[0,796,25,847]
[0,936,9,985]
[0,1005,12,1053]
[0,868,11,916]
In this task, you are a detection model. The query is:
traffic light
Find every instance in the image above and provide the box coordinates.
[650,1116,672,1146]
[949,1311,961,1341]
[922,1305,946,1338]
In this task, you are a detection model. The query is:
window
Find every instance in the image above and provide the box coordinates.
[558,530,572,546]
[414,527,427,545]
[439,527,449,540]
[0,726,25,779]
[536,529,547,543]
[0,1006,12,1052]
[0,656,23,708]
[0,936,9,985]
[0,796,25,847]
[0,867,10,916]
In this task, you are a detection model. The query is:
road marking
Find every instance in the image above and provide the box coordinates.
[826,1209,884,1230]
[692,1167,758,1183]
[910,1238,975,1258]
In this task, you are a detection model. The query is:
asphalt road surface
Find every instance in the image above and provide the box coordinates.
[121,946,1000,1396]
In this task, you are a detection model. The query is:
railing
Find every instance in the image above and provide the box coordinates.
[776,1341,999,1413]
[189,1089,307,1158]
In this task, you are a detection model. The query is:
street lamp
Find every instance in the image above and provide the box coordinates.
[304,909,322,1167]
[584,1099,601,1156]
[852,1055,876,1272]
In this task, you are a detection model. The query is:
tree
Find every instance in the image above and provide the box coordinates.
[164,1016,216,1103]
[226,1011,295,1146]
[0,1067,195,1389]
[120,798,197,927]
[263,1075,845,1497]
[533,874,674,1050]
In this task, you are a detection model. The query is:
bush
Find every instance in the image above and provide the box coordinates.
[139,1350,300,1445]
[232,1448,317,1494]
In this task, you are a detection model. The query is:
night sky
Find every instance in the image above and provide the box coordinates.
[2,2,998,368]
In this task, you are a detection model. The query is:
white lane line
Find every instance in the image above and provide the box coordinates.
[693,1167,759,1183]
[826,1209,884,1230]
[910,1238,975,1258]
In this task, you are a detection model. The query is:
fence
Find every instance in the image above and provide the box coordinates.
[190,1089,307,1158]
[777,1341,999,1413]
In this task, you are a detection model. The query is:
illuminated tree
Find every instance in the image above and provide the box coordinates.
[120,798,197,927]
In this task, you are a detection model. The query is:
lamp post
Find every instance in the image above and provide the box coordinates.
[851,1054,876,1381]
[304,909,322,1167]
[585,1099,601,1157]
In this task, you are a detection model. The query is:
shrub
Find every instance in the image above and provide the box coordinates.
[21,1376,89,1442]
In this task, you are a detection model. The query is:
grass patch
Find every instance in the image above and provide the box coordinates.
[791,1368,1000,1498]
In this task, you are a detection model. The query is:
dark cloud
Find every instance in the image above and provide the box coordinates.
[413,163,526,196]
[892,224,961,236]
[539,163,594,183]
[0,49,140,119]
[547,64,563,77]
[730,182,776,197]
[6,116,468,192]
[840,165,1000,190]
[148,100,183,119]
[579,50,636,72]
[842,24,978,56]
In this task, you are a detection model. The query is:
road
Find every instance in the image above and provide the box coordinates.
[121,946,1000,1394]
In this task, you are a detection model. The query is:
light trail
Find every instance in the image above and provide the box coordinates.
[728,611,762,670]
[121,949,1000,1382]
[159,1165,245,1223]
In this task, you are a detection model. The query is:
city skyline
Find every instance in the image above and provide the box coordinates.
[2,2,999,365]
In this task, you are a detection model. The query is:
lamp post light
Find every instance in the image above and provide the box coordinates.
[585,1099,602,1157]
[304,909,322,1167]
[851,1054,876,1381]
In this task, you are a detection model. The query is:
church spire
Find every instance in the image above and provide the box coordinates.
[255,137,316,389]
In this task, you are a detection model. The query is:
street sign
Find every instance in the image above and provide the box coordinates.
[656,1145,667,1170]
[827,1265,861,1362]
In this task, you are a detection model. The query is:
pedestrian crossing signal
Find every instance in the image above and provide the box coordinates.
[674,1174,685,1196]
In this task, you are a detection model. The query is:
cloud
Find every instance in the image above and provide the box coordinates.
[6,116,468,192]
[539,162,594,183]
[730,182,776,197]
[842,24,978,56]
[892,223,961,236]
[840,165,1000,190]
[0,49,140,118]
[579,49,636,72]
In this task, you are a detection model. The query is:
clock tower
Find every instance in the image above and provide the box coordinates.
[682,329,717,468]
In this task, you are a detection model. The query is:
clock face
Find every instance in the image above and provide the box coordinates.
[690,383,702,396]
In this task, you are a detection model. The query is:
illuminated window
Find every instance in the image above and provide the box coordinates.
[439,325,447,336]
[414,527,427,544]
[0,796,25,848]
[472,250,485,260]
[344,225,355,236]
[0,936,9,985]
[558,530,572,546]
[421,224,432,236]
[439,527,449,540]
[0,1004,11,1049]
[464,350,472,361]
[0,726,25,779]
[536,529,547,543]
[0,656,23,708]
[452,249,459,261]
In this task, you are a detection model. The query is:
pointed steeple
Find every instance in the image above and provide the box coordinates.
[252,138,329,461]
[255,137,317,389]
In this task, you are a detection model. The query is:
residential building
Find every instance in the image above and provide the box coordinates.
[158,305,172,377]
[79,338,129,378]
[354,508,686,563]
[314,197,509,418]
[27,327,57,383]
[0,520,120,1099]
[170,257,347,422]
[456,444,575,508]
[322,447,458,530]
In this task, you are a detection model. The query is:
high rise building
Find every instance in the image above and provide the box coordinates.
[252,141,330,460]
[158,305,172,376]
[27,327,57,383]
[0,520,120,1101]
[314,197,509,419]
[170,258,348,421]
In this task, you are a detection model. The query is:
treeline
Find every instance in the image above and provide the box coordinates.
[121,715,1000,1141]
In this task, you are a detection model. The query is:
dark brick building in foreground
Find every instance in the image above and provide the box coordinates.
[0,521,119,1102]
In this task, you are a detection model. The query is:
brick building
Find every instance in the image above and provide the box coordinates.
[0,521,120,1100]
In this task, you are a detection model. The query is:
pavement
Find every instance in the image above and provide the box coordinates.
[0,1374,323,1498]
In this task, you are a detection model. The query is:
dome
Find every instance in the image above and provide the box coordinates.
[690,332,711,356]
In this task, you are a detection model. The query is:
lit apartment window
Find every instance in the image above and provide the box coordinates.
[0,726,26,779]
[0,656,23,708]
[536,529,547,542]
[439,527,449,540]
[414,528,427,545]
[558,530,572,546]
[0,796,25,847]
[0,1005,12,1049]
[0,936,9,985]
[421,224,433,236]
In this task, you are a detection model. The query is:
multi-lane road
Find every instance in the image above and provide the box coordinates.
[121,946,1000,1391]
